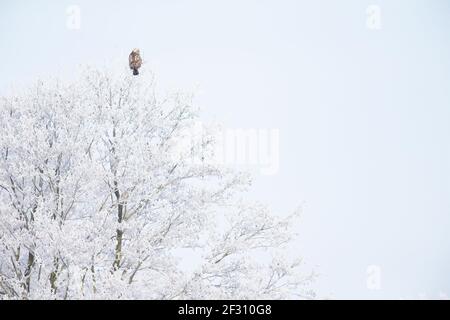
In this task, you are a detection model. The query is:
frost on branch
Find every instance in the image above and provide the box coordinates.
[0,67,315,299]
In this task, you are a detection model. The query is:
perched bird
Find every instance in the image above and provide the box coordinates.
[129,48,142,76]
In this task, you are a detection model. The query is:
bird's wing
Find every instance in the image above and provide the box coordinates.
[136,55,142,68]
[129,53,134,66]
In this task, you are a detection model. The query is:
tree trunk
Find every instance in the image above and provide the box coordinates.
[113,186,124,270]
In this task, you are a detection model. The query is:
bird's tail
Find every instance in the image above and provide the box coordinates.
[133,68,139,76]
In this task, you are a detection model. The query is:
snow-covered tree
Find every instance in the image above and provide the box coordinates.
[0,67,315,300]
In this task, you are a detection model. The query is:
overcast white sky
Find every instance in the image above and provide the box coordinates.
[1,0,449,299]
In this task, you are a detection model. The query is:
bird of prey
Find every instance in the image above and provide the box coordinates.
[129,48,142,76]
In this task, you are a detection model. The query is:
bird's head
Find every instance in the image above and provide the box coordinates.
[132,48,140,54]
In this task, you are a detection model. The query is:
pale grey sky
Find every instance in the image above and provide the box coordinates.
[1,0,449,299]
